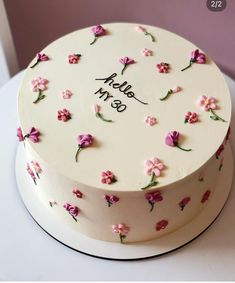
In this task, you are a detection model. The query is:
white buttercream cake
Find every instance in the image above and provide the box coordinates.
[17,23,231,243]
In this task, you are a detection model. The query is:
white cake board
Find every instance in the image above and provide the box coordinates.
[15,143,233,260]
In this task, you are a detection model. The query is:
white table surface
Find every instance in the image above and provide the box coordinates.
[0,71,235,281]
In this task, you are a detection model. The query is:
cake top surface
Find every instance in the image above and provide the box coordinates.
[18,22,231,191]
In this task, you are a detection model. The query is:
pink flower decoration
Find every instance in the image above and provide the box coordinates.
[179,197,191,211]
[63,203,79,221]
[156,219,168,231]
[92,104,113,122]
[61,90,72,99]
[201,190,211,203]
[101,170,117,184]
[135,26,155,42]
[72,188,83,198]
[31,77,48,103]
[30,53,49,68]
[75,134,94,162]
[145,190,163,212]
[197,95,225,122]
[17,127,24,142]
[112,223,129,243]
[160,86,181,101]
[31,160,42,179]
[156,62,170,73]
[103,195,119,207]
[181,49,206,71]
[68,54,81,64]
[141,158,165,190]
[225,126,231,144]
[184,112,199,124]
[119,57,135,75]
[145,116,157,126]
[57,108,71,122]
[26,163,36,185]
[215,144,224,159]
[141,48,153,56]
[28,127,41,143]
[165,131,192,152]
[90,25,106,45]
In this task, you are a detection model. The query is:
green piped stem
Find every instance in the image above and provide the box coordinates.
[175,144,192,152]
[121,64,128,75]
[144,31,155,42]
[160,89,173,101]
[33,90,45,104]
[96,112,113,122]
[119,234,126,244]
[30,60,39,68]
[141,172,158,190]
[209,109,226,122]
[181,60,193,71]
[75,146,82,162]
[90,36,97,45]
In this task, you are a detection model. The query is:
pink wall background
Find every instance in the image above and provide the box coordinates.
[4,0,235,79]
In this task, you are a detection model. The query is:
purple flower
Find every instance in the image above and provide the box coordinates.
[63,203,79,221]
[104,195,119,207]
[75,134,94,162]
[181,49,206,71]
[119,57,135,75]
[165,131,192,152]
[17,127,24,141]
[145,191,163,212]
[90,25,106,45]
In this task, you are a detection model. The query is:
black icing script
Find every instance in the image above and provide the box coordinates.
[94,73,148,112]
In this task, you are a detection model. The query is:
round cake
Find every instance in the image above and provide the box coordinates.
[17,23,231,243]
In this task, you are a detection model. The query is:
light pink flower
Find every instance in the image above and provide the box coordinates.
[119,57,135,75]
[31,77,48,92]
[61,89,72,99]
[172,86,181,93]
[101,170,117,184]
[68,54,81,64]
[26,163,36,185]
[156,62,170,73]
[72,188,83,198]
[144,158,165,177]
[17,127,24,142]
[145,116,157,126]
[112,223,129,235]
[156,219,168,231]
[184,112,199,124]
[141,48,153,56]
[197,95,217,111]
[135,25,146,32]
[31,160,42,174]
[92,104,101,114]
[57,108,71,122]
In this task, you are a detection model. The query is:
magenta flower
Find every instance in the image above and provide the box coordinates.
[156,219,168,231]
[216,144,224,159]
[145,116,157,126]
[141,158,165,190]
[179,197,191,211]
[145,190,163,212]
[68,54,81,64]
[61,89,72,99]
[156,62,170,73]
[165,131,192,152]
[90,25,106,45]
[135,26,155,42]
[17,127,24,141]
[160,86,181,101]
[63,203,79,221]
[72,188,83,198]
[31,76,48,104]
[57,108,71,122]
[112,223,129,243]
[119,57,135,75]
[184,111,199,124]
[30,52,49,68]
[31,160,42,179]
[101,170,117,184]
[197,95,226,122]
[201,190,211,204]
[103,195,119,207]
[26,163,36,185]
[92,104,113,122]
[181,49,206,71]
[75,134,94,162]
[141,48,153,56]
